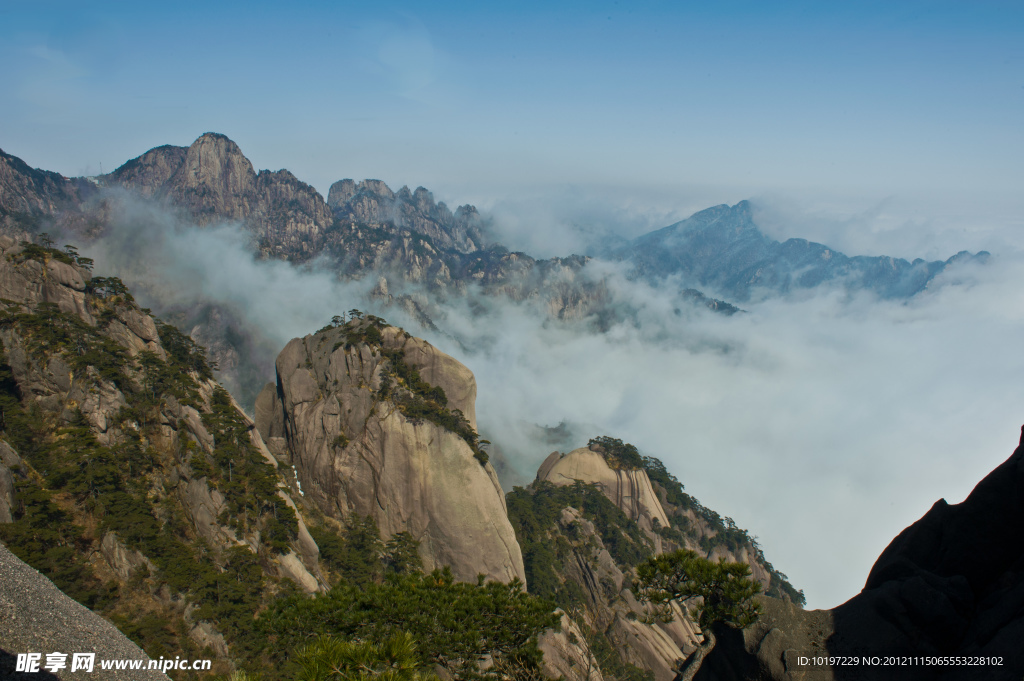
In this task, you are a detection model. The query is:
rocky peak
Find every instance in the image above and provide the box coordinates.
[328,177,484,254]
[0,149,93,233]
[326,178,357,206]
[255,315,525,585]
[537,446,671,545]
[104,144,188,197]
[164,133,258,222]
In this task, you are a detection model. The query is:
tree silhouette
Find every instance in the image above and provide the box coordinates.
[633,549,761,681]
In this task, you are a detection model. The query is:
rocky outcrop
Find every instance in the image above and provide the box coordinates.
[259,318,526,585]
[538,609,606,681]
[524,442,803,681]
[328,178,485,254]
[99,532,157,582]
[0,236,326,670]
[0,149,93,227]
[538,446,671,545]
[103,145,187,198]
[381,326,477,431]
[546,506,697,681]
[0,442,20,524]
[106,133,334,258]
[0,237,93,320]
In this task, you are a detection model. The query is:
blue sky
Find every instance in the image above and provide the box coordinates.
[2,0,1022,234]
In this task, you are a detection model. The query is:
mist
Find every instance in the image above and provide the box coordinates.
[78,191,1024,611]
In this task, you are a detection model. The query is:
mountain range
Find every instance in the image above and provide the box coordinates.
[1,132,985,313]
[0,133,1019,681]
[0,132,988,410]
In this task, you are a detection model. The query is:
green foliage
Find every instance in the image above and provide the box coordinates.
[0,301,131,389]
[633,549,761,630]
[0,342,47,462]
[583,627,655,681]
[331,514,384,586]
[200,387,298,554]
[311,517,424,585]
[262,568,559,680]
[379,349,485,464]
[587,436,644,470]
[0,478,118,611]
[156,319,215,380]
[10,236,92,270]
[0,251,315,676]
[84,276,135,303]
[384,532,424,577]
[641,455,805,607]
[291,632,436,681]
[506,480,652,604]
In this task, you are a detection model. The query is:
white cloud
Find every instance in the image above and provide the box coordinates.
[79,191,1024,611]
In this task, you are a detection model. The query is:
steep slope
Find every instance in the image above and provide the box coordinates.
[0,236,325,677]
[619,201,985,301]
[105,133,334,258]
[254,313,527,585]
[0,542,170,680]
[328,178,485,254]
[511,437,802,681]
[0,149,96,237]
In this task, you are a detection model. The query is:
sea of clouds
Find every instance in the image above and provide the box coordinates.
[79,190,1024,610]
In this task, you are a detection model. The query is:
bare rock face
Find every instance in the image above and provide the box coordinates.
[104,145,187,198]
[100,532,157,582]
[164,133,259,223]
[264,320,525,585]
[380,326,477,431]
[328,179,484,255]
[0,148,92,226]
[538,447,670,544]
[537,610,606,681]
[107,133,334,258]
[0,238,92,320]
[547,506,694,681]
[0,442,20,524]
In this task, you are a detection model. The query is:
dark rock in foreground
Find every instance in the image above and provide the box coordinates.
[698,425,1024,681]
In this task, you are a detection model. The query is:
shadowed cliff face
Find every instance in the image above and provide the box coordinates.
[695,425,1024,681]
[254,316,527,585]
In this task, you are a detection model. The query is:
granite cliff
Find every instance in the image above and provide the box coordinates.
[0,237,326,675]
[511,438,803,681]
[254,314,526,585]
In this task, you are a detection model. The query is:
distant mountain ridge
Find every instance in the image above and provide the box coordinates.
[0,133,984,309]
[617,200,988,301]
[0,134,987,406]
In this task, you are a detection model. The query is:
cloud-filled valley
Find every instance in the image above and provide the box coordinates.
[76,189,1024,610]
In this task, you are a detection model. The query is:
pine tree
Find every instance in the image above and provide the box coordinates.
[633,549,761,681]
